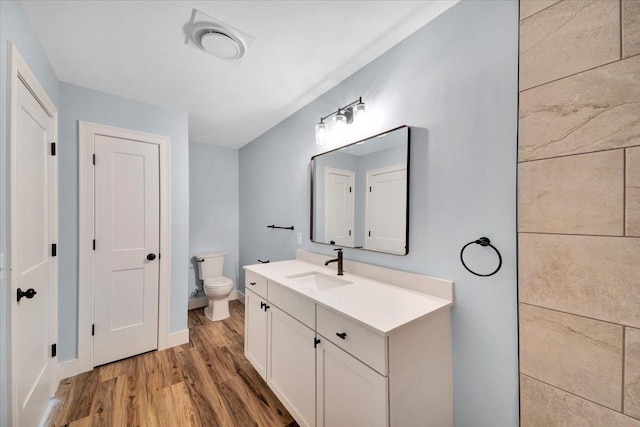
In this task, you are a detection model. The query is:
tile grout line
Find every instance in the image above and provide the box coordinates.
[518,145,640,165]
[519,57,622,93]
[518,231,638,239]
[622,326,626,413]
[519,301,636,329]
[520,373,627,414]
[620,0,623,59]
[624,148,627,236]
[519,0,562,24]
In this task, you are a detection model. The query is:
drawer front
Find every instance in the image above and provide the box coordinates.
[268,281,315,329]
[245,270,267,298]
[317,305,387,375]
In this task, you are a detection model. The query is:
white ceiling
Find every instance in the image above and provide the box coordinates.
[21,1,457,148]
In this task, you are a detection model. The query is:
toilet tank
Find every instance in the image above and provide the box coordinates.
[197,252,226,280]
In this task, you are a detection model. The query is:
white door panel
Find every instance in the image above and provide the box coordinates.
[317,339,388,427]
[324,168,354,247]
[93,135,160,366]
[14,78,56,427]
[267,306,316,427]
[245,290,268,379]
[366,166,407,254]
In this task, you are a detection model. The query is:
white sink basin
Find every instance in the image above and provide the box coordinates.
[286,272,352,291]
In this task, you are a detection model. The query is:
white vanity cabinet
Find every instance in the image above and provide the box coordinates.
[267,305,316,427]
[244,289,268,379]
[243,260,454,427]
[316,338,388,427]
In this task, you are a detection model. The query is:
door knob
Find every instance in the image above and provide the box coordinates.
[17,288,37,302]
[147,253,156,261]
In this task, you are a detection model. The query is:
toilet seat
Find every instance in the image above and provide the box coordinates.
[204,276,233,288]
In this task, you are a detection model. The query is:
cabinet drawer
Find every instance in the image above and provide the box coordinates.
[268,281,315,329]
[317,305,387,375]
[245,270,267,298]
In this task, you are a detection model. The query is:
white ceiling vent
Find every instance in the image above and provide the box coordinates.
[185,9,255,63]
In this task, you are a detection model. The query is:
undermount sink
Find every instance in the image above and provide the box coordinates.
[286,272,352,291]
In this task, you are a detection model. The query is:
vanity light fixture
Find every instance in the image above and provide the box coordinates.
[315,97,367,145]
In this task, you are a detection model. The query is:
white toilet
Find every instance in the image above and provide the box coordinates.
[197,252,234,321]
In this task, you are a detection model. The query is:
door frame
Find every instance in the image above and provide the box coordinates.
[78,121,171,373]
[364,163,407,251]
[323,166,355,246]
[6,41,59,426]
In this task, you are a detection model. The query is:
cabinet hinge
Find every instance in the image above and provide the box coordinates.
[314,338,321,348]
[52,243,57,257]
[368,231,371,237]
[51,343,57,358]
[92,324,95,336]
[51,142,56,156]
[93,239,96,250]
[369,186,372,192]
[348,230,352,236]
[349,187,352,193]
[92,154,96,165]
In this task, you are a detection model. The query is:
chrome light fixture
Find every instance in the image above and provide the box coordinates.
[315,97,367,145]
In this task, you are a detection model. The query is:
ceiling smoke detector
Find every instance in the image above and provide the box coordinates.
[186,9,254,63]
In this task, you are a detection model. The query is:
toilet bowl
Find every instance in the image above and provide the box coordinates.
[196,252,234,321]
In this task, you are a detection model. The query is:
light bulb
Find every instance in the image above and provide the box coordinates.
[315,121,327,145]
[334,111,347,130]
[353,100,366,122]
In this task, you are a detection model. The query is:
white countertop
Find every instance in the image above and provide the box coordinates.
[244,259,453,335]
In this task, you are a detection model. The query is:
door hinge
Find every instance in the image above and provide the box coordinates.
[93,239,96,250]
[51,243,57,257]
[92,154,96,165]
[92,324,95,336]
[51,343,57,358]
[51,142,56,156]
[314,338,321,348]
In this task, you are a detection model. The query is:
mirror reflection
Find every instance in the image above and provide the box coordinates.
[311,126,410,255]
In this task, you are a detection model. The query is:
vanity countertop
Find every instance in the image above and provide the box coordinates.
[244,259,453,335]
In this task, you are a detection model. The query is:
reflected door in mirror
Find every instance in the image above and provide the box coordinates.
[325,168,355,246]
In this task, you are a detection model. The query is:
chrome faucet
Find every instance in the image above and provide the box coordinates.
[324,248,344,276]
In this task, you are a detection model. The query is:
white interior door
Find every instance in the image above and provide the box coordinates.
[93,134,160,366]
[324,167,354,246]
[11,78,57,427]
[365,165,407,254]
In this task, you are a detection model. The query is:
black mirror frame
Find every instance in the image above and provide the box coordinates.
[309,125,410,256]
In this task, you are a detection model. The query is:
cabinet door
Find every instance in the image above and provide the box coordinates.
[245,289,267,379]
[317,339,388,427]
[267,305,316,427]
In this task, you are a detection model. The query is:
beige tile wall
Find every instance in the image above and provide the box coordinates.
[519,0,640,424]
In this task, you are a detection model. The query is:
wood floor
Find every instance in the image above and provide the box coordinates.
[44,301,298,427]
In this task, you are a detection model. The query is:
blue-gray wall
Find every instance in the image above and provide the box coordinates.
[239,1,519,425]
[189,141,240,295]
[0,2,61,425]
[57,82,190,361]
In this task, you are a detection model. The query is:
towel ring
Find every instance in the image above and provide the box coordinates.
[460,237,502,277]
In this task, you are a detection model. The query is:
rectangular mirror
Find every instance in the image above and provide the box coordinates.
[311,125,410,255]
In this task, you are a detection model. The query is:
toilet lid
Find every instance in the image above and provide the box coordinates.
[204,277,233,288]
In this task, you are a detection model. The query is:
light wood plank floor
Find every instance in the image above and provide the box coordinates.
[44,301,298,427]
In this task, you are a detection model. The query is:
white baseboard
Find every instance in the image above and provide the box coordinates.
[167,329,189,347]
[232,289,245,304]
[58,358,80,381]
[188,295,208,310]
